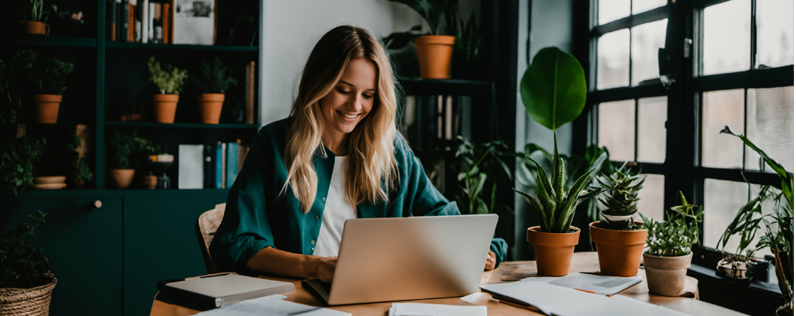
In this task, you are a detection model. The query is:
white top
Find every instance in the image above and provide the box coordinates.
[313,156,357,257]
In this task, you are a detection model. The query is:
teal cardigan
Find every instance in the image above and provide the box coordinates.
[210,118,507,273]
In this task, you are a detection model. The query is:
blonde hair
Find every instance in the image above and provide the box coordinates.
[284,25,398,213]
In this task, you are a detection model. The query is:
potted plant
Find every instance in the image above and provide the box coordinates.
[590,164,649,276]
[512,47,593,276]
[0,211,56,315]
[0,136,46,196]
[716,126,793,315]
[640,192,703,296]
[147,56,188,124]
[387,0,458,79]
[15,50,75,124]
[192,57,237,124]
[20,0,49,35]
[107,129,153,189]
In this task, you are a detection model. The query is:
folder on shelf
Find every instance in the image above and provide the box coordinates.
[178,145,204,189]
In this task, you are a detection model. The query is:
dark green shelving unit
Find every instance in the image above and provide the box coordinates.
[105,121,260,129]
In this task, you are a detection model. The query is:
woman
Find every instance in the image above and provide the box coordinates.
[210,25,507,283]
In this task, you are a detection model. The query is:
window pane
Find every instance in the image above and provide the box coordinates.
[632,0,667,14]
[757,0,794,68]
[702,0,751,75]
[598,29,630,90]
[746,87,794,172]
[598,100,635,162]
[637,96,667,163]
[704,179,751,253]
[749,184,776,257]
[636,174,665,222]
[632,19,668,86]
[599,0,631,25]
[702,90,744,168]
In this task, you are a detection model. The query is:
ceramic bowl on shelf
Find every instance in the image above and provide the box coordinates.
[33,183,67,190]
[34,176,67,184]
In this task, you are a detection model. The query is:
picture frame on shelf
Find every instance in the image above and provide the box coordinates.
[172,0,217,45]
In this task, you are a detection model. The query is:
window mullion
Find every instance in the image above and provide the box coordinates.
[750,0,757,70]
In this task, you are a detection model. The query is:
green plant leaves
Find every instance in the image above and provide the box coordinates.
[520,47,587,131]
[641,192,702,256]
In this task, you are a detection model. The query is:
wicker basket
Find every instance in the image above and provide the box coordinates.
[0,274,57,316]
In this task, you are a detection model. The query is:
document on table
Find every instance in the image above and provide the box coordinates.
[388,303,486,316]
[521,273,642,296]
[194,295,350,316]
[480,280,689,316]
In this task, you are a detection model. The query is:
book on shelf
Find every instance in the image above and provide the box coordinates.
[204,145,214,189]
[153,2,163,43]
[215,142,224,189]
[178,145,204,189]
[226,141,239,188]
[140,0,148,43]
[245,61,255,124]
[238,142,249,173]
[120,0,128,42]
[128,0,135,42]
[108,0,118,41]
[163,2,171,44]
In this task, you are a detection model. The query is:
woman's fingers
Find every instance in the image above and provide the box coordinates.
[484,250,496,271]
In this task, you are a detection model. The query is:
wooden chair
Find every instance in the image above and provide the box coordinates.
[195,203,226,274]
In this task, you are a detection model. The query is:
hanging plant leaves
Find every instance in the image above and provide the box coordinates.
[520,47,587,131]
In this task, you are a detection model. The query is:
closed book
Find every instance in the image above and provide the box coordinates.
[120,0,128,42]
[204,145,213,189]
[221,143,227,189]
[159,274,295,311]
[226,142,239,187]
[133,0,141,42]
[141,0,148,43]
[128,1,135,41]
[215,142,223,189]
[162,3,171,44]
[149,2,155,42]
[178,145,204,189]
[246,61,255,124]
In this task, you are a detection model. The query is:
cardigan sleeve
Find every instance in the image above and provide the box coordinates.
[396,134,508,267]
[210,127,277,273]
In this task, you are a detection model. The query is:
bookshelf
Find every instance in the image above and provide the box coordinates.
[3,0,263,192]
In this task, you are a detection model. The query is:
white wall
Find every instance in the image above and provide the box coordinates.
[259,0,424,126]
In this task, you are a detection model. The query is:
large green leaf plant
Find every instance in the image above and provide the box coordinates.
[512,47,601,234]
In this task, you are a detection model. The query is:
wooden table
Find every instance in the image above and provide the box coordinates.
[150,252,744,315]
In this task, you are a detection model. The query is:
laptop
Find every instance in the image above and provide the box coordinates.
[302,214,498,305]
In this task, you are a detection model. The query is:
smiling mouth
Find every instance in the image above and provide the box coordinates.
[337,110,359,119]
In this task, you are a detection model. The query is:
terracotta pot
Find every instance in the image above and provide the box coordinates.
[108,169,135,189]
[643,252,692,296]
[33,94,62,124]
[198,93,225,124]
[153,94,179,124]
[143,175,158,189]
[589,221,648,276]
[414,35,456,79]
[527,226,580,276]
[23,21,47,35]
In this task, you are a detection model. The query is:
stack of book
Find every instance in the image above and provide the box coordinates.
[107,0,172,43]
[177,140,250,189]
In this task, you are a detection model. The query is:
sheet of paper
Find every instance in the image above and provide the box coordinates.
[393,303,486,316]
[547,273,642,296]
[554,295,691,316]
[195,295,350,316]
[481,280,609,315]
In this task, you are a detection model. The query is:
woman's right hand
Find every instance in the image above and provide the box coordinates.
[315,256,337,283]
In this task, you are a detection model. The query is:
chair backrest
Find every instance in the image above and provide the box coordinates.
[195,203,226,274]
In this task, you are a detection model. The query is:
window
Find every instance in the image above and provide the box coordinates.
[585,0,793,259]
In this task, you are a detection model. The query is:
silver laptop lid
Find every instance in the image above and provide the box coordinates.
[327,214,498,305]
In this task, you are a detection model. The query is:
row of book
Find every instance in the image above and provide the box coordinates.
[178,140,250,190]
[108,0,173,43]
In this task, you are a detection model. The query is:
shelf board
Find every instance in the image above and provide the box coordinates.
[105,42,258,52]
[8,36,97,48]
[105,121,260,130]
[6,188,230,199]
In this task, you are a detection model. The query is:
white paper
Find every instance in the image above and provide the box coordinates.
[173,0,214,45]
[547,273,642,296]
[481,281,609,315]
[178,144,204,189]
[194,295,350,316]
[393,303,486,316]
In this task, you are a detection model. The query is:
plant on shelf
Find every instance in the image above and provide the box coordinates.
[512,47,596,276]
[386,0,459,79]
[107,129,154,189]
[0,136,46,196]
[0,211,57,313]
[192,57,237,124]
[715,126,793,315]
[147,56,188,124]
[640,192,703,296]
[20,0,49,35]
[8,49,75,124]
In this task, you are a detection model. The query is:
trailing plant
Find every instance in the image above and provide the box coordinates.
[108,129,154,169]
[0,211,52,289]
[73,157,92,182]
[640,192,703,257]
[455,136,513,215]
[21,0,48,23]
[192,57,238,94]
[0,136,46,196]
[147,56,188,94]
[386,0,459,36]
[597,162,647,230]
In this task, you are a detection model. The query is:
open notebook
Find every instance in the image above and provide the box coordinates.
[480,281,689,316]
[521,273,642,296]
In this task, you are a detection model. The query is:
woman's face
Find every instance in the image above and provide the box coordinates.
[319,58,377,135]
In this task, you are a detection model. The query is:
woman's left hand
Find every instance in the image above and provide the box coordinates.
[484,250,496,271]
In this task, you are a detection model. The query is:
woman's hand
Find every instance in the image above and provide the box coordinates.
[315,256,338,283]
[484,250,496,271]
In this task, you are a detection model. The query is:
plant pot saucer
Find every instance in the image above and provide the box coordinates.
[34,176,67,184]
[33,183,67,190]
